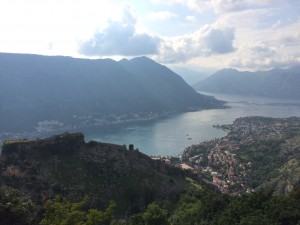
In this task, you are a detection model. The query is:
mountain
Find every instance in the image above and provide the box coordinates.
[168,66,211,85]
[193,66,300,99]
[0,132,202,215]
[1,130,300,225]
[0,53,224,134]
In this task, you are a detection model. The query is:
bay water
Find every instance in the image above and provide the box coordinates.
[84,92,300,156]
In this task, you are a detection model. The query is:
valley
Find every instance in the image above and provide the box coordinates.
[1,1,300,223]
[1,116,300,224]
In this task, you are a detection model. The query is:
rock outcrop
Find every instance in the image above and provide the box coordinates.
[0,132,195,214]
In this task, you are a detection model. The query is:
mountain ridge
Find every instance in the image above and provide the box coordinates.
[0,132,202,215]
[0,52,224,135]
[193,66,300,99]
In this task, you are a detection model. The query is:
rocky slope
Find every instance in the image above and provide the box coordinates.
[0,132,199,214]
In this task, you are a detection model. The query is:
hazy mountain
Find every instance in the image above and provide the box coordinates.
[169,66,210,85]
[0,53,224,133]
[193,66,300,99]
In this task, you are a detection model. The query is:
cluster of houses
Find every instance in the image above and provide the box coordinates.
[168,117,300,195]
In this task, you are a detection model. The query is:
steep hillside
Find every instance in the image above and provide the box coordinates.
[0,53,224,135]
[259,135,300,195]
[1,128,300,224]
[0,132,199,214]
[181,116,300,195]
[2,132,300,225]
[193,66,300,99]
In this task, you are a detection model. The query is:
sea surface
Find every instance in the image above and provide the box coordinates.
[84,92,300,156]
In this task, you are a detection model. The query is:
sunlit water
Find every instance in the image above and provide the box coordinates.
[84,92,300,156]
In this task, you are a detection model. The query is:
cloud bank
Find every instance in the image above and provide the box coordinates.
[156,24,235,63]
[78,1,300,70]
[79,6,235,63]
[79,6,159,56]
[147,11,178,20]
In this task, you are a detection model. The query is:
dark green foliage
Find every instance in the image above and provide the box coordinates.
[142,203,170,225]
[0,187,38,225]
[112,187,300,225]
[170,189,230,225]
[126,214,145,225]
[40,195,116,225]
[0,133,194,217]
[169,188,300,225]
[113,203,170,225]
[2,186,300,225]
[237,139,288,188]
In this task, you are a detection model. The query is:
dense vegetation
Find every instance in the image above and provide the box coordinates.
[1,119,300,224]
[0,133,193,216]
[181,116,300,195]
[237,139,286,188]
[0,187,38,225]
[1,186,300,225]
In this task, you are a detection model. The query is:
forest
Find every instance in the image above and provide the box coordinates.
[1,185,300,225]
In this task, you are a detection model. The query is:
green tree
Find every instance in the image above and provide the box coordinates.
[0,187,37,225]
[126,213,145,225]
[238,211,279,225]
[86,201,116,225]
[40,195,116,225]
[142,203,170,225]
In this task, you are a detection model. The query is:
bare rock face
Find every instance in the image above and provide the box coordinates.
[0,132,193,214]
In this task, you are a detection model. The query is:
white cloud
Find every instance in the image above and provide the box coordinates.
[147,11,178,20]
[228,42,277,69]
[155,23,235,63]
[150,0,300,70]
[185,16,197,22]
[150,0,211,12]
[162,0,294,70]
[211,0,248,13]
[1,0,299,70]
[0,0,123,56]
[79,6,160,56]
[225,17,300,70]
[151,0,250,13]
[202,25,235,53]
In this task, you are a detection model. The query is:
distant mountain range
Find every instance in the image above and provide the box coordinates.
[193,66,300,99]
[0,53,223,134]
[169,66,211,85]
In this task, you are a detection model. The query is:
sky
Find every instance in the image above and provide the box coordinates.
[0,0,300,71]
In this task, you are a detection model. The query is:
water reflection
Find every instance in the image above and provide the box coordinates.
[84,92,300,156]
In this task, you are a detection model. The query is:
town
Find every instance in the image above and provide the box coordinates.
[0,111,173,141]
[156,116,300,195]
